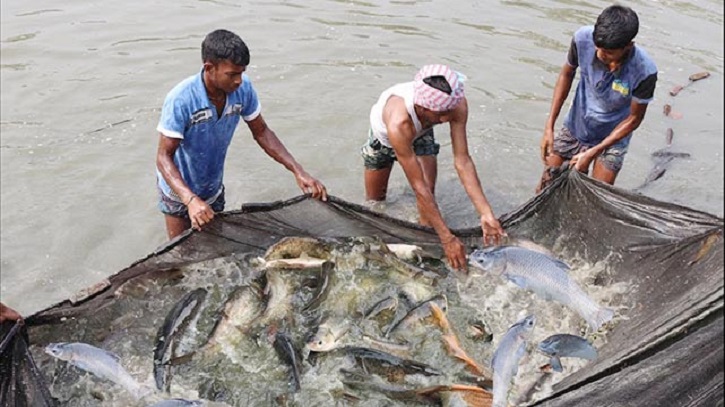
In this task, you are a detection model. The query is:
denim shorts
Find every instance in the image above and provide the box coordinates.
[157,186,226,218]
[361,128,440,170]
[553,127,628,172]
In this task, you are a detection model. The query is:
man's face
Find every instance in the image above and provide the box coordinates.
[595,43,633,66]
[206,60,245,93]
[418,107,454,128]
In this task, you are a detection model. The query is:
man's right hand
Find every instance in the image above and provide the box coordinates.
[187,196,214,230]
[0,302,22,323]
[442,235,468,272]
[540,128,555,163]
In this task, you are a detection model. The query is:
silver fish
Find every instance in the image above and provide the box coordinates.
[491,315,535,407]
[45,342,147,399]
[364,296,398,320]
[302,261,335,312]
[537,334,597,372]
[148,399,204,407]
[385,294,448,337]
[206,285,264,347]
[306,316,352,352]
[469,246,614,331]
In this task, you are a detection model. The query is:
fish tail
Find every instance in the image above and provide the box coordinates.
[128,382,154,401]
[587,307,615,331]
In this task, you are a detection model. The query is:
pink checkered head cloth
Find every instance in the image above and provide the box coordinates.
[413,64,465,112]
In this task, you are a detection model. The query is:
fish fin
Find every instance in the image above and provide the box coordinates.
[132,384,156,401]
[549,356,563,372]
[99,348,122,363]
[545,255,571,270]
[505,274,529,290]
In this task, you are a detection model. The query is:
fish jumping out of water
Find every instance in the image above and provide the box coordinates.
[45,342,149,399]
[537,334,597,372]
[469,247,614,331]
[491,315,535,407]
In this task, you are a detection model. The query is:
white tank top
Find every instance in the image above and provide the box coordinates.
[369,82,426,148]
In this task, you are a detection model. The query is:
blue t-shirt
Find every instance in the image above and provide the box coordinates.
[156,69,261,201]
[564,26,658,147]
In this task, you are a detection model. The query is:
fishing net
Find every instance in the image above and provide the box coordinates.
[1,169,722,406]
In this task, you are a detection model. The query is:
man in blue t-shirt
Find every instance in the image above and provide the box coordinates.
[537,5,658,192]
[156,29,327,239]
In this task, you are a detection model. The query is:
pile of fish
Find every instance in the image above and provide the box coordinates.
[33,236,618,406]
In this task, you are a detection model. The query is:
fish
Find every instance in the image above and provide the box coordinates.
[342,346,442,378]
[263,257,328,270]
[206,285,264,348]
[153,288,206,391]
[429,303,488,378]
[306,316,353,352]
[469,247,614,331]
[364,238,445,279]
[45,342,148,399]
[467,319,493,343]
[273,332,303,392]
[360,334,411,358]
[537,334,597,372]
[689,71,710,82]
[263,236,333,261]
[341,370,491,406]
[385,294,448,337]
[505,237,555,258]
[148,399,204,407]
[669,85,684,97]
[364,296,398,320]
[302,261,335,312]
[440,386,493,407]
[261,270,294,322]
[491,315,536,407]
[386,244,437,262]
[638,155,674,188]
[651,150,691,159]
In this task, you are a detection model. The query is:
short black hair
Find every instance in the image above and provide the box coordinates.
[423,75,452,94]
[593,5,639,49]
[201,29,250,66]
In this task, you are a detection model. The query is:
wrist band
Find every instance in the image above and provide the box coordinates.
[185,195,196,206]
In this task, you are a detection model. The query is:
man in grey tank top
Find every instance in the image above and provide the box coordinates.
[361,64,505,272]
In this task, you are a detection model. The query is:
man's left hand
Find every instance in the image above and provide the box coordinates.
[481,213,505,246]
[570,148,599,173]
[295,171,328,201]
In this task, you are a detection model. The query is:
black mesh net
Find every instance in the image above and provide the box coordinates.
[2,169,722,406]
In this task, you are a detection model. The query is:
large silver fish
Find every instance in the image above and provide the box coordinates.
[45,342,147,399]
[491,315,535,407]
[537,334,597,372]
[469,246,614,331]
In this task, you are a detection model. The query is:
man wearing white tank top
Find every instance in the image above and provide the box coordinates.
[361,64,505,271]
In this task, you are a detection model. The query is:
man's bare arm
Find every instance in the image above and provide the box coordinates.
[448,98,494,218]
[156,135,196,204]
[247,115,327,200]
